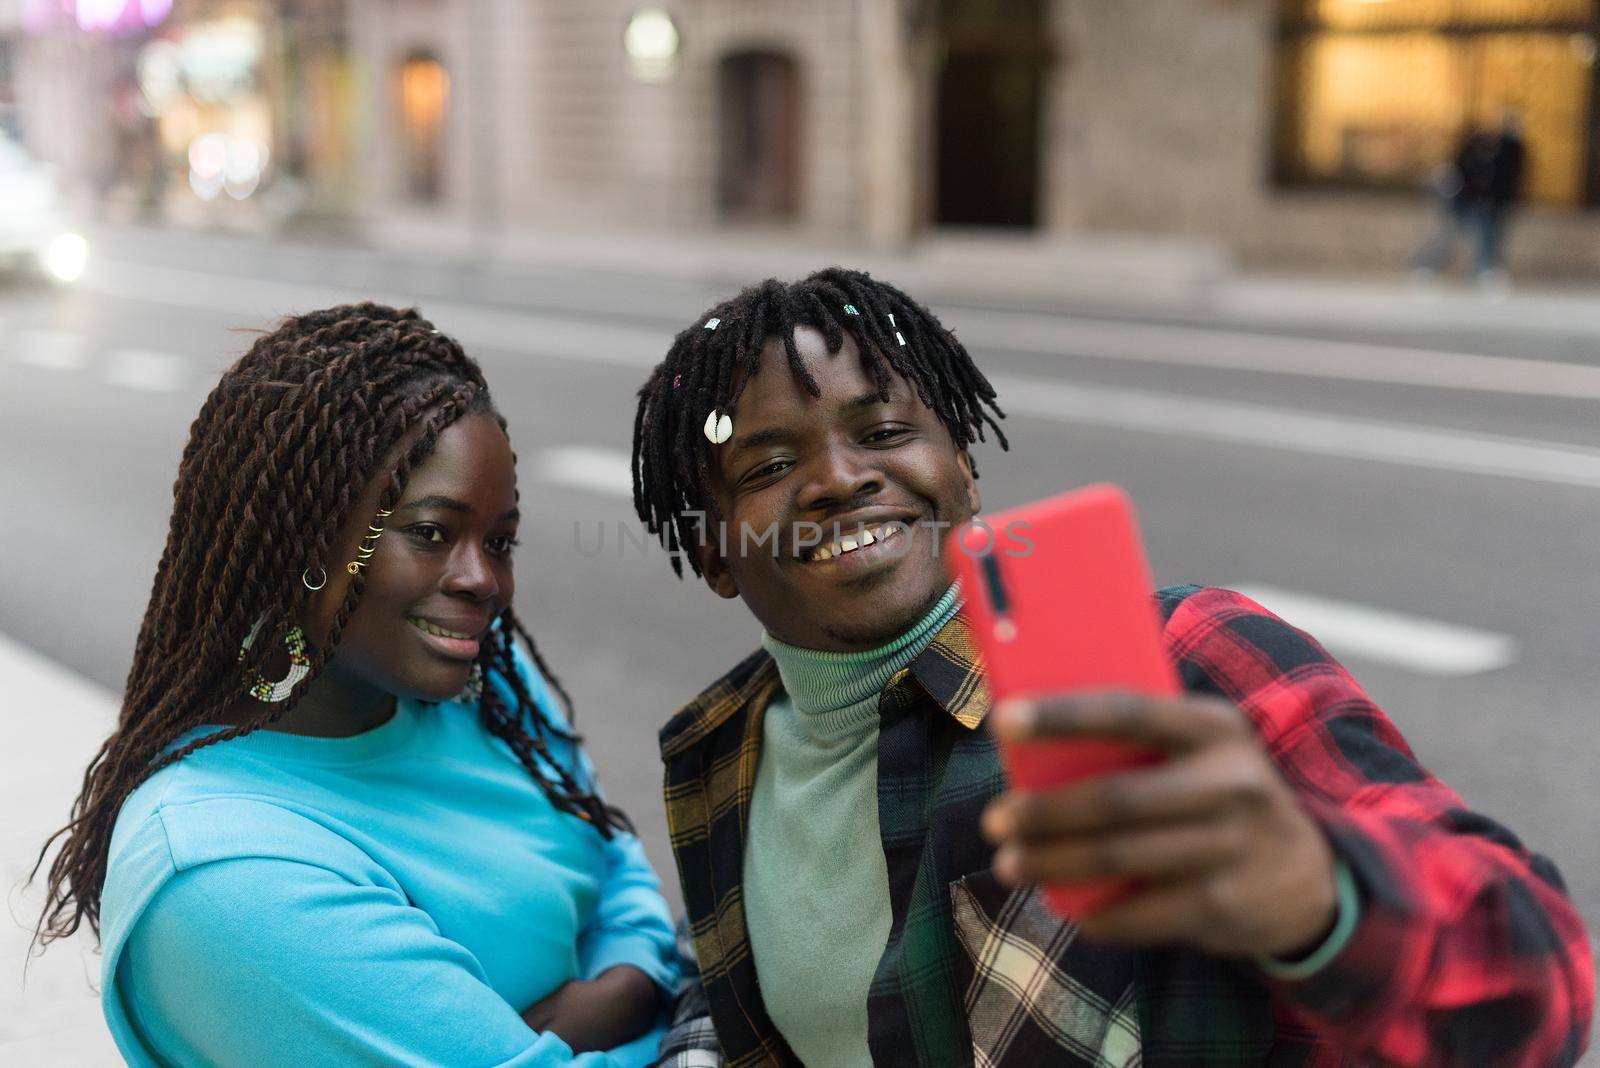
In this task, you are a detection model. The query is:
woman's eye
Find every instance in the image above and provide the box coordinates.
[407,523,447,545]
[488,535,520,555]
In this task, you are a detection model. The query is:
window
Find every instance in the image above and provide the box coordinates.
[398,54,448,203]
[1274,0,1600,207]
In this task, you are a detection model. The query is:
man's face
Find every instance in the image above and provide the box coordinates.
[698,326,979,651]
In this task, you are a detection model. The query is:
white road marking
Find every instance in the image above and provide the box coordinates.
[14,328,86,370]
[534,446,635,498]
[75,260,1600,490]
[1232,584,1517,676]
[80,261,667,369]
[103,349,189,392]
[988,374,1600,489]
[949,307,1600,402]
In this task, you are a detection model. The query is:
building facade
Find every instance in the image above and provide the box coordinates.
[17,0,1600,276]
[13,0,354,224]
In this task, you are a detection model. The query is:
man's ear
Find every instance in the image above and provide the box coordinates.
[696,538,740,600]
[956,450,981,517]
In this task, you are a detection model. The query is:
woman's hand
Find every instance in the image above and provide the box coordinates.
[522,965,661,1053]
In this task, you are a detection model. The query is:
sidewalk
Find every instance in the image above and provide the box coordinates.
[359,215,1600,344]
[84,214,1600,348]
[1,636,121,1065]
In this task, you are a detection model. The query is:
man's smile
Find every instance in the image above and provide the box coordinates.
[802,520,907,563]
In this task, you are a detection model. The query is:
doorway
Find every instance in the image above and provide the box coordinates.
[718,50,801,221]
[934,0,1049,227]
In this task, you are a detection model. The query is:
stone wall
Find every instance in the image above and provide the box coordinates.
[350,0,864,234]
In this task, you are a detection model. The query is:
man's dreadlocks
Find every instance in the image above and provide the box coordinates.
[632,267,1008,576]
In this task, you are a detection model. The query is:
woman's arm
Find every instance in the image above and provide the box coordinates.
[120,855,620,1068]
[523,965,660,1053]
[513,646,679,999]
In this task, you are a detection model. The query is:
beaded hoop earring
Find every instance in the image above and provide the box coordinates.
[238,618,311,703]
[454,662,485,705]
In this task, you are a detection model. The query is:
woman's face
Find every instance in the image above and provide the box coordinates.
[307,411,520,703]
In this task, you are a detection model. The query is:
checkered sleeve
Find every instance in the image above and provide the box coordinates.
[1161,585,1594,1068]
[651,915,724,1068]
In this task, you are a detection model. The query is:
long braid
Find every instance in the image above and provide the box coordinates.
[631,267,1008,577]
[35,303,623,948]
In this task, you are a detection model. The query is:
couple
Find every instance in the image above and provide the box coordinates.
[34,271,1593,1067]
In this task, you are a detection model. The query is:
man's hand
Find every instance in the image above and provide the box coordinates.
[981,692,1340,960]
[522,964,660,1053]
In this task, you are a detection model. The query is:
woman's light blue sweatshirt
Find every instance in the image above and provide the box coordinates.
[97,637,678,1068]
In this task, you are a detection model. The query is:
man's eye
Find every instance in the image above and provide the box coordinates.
[488,535,520,555]
[748,459,791,482]
[866,427,909,444]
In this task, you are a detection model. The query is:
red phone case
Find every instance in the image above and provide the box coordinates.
[945,483,1177,917]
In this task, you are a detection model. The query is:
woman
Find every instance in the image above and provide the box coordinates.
[33,304,677,1067]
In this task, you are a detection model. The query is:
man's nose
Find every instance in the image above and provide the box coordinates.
[794,441,884,513]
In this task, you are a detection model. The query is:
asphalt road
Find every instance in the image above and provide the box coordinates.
[3,229,1597,1012]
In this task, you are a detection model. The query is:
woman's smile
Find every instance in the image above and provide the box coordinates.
[407,616,486,660]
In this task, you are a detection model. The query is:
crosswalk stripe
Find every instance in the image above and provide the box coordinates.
[949,307,1600,402]
[14,328,86,370]
[1232,584,1517,676]
[533,446,635,498]
[988,374,1600,489]
[103,349,189,392]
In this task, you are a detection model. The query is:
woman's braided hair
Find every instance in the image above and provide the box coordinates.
[35,302,627,947]
[632,267,1008,576]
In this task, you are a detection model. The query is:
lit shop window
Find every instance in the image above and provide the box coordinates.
[1274,0,1599,207]
[399,54,449,203]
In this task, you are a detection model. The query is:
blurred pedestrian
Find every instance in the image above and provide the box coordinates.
[33,304,679,1067]
[1414,109,1527,291]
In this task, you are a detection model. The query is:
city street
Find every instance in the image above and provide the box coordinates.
[3,228,1599,1061]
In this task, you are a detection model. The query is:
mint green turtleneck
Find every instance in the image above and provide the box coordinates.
[744,586,963,1068]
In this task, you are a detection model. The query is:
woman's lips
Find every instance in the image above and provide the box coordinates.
[407,617,482,660]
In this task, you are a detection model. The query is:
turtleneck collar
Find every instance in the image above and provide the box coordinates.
[760,584,962,743]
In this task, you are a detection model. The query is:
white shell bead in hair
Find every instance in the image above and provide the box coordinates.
[703,409,733,444]
[705,317,721,330]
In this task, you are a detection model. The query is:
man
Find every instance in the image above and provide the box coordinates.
[630,269,1592,1067]
[1415,110,1526,289]
[1469,109,1527,285]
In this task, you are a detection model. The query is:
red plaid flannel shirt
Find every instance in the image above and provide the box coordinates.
[1167,586,1593,1066]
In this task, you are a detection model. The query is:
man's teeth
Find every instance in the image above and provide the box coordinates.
[409,618,474,640]
[810,524,900,561]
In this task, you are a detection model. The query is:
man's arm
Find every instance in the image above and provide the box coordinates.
[984,585,1593,1067]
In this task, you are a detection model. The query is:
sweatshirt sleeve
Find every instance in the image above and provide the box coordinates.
[1161,585,1594,1068]
[576,827,680,996]
[119,854,622,1068]
[508,639,680,999]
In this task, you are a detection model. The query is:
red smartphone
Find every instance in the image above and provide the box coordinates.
[944,483,1177,917]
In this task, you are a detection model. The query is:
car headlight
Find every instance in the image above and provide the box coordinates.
[44,233,89,283]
